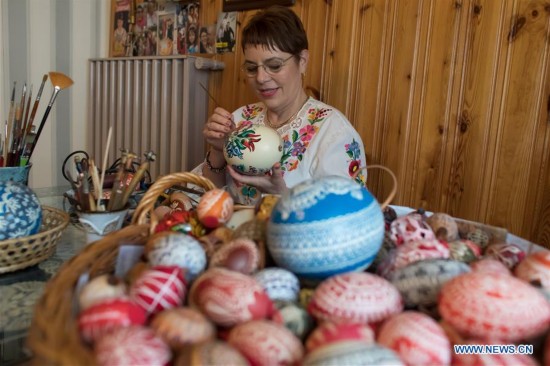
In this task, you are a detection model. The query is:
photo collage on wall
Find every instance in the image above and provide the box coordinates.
[111,0,237,57]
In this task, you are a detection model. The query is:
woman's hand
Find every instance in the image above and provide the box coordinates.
[227,163,288,195]
[203,107,235,151]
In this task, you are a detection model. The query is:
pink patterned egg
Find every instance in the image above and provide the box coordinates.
[439,272,550,342]
[197,188,234,228]
[308,272,403,325]
[515,251,550,289]
[209,238,260,275]
[174,340,249,366]
[390,214,435,246]
[130,265,187,315]
[377,311,451,366]
[470,258,511,275]
[189,267,274,327]
[95,325,171,366]
[228,320,304,366]
[485,242,525,269]
[78,297,147,344]
[390,239,450,273]
[452,341,538,366]
[150,307,215,349]
[305,322,375,353]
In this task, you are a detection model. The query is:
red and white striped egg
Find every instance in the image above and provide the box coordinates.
[197,188,234,228]
[130,265,187,316]
[377,311,451,366]
[308,272,403,325]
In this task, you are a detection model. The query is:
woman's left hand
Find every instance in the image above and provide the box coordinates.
[227,162,288,195]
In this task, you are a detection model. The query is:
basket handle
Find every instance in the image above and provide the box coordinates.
[131,172,216,233]
[354,164,397,209]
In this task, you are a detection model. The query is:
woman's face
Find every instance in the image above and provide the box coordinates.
[188,30,196,43]
[200,31,208,45]
[243,44,308,114]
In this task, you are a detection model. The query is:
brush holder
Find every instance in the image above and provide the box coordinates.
[0,164,32,185]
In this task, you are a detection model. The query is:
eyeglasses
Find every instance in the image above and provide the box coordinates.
[241,54,295,77]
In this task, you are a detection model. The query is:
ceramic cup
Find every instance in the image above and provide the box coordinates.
[77,205,129,242]
[0,164,32,185]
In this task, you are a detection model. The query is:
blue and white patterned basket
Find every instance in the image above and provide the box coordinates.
[267,175,385,280]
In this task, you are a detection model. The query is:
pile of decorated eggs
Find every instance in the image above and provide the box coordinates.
[0,180,42,240]
[224,123,283,175]
[72,180,550,365]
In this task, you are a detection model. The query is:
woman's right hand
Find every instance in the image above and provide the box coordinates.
[203,107,235,151]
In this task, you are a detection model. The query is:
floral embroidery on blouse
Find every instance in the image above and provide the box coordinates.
[280,107,331,173]
[346,139,366,184]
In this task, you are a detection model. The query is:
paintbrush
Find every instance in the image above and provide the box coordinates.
[3,82,16,165]
[27,72,73,162]
[19,75,47,162]
[199,82,220,107]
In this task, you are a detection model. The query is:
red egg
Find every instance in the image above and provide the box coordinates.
[197,189,234,228]
[130,265,187,315]
[305,322,375,353]
[515,251,550,289]
[78,297,147,344]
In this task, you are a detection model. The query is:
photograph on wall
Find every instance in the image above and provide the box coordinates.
[157,11,177,55]
[216,11,237,54]
[110,0,131,56]
[199,24,217,54]
[176,2,189,54]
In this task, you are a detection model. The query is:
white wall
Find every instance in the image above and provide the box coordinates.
[1,0,110,188]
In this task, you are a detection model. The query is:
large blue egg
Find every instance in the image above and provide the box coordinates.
[267,176,384,281]
[0,181,42,240]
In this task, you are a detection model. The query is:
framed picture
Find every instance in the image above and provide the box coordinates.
[110,0,132,57]
[222,0,295,12]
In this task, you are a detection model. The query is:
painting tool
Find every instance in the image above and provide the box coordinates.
[199,82,220,107]
[3,82,16,164]
[97,126,113,211]
[19,75,47,162]
[118,151,156,210]
[27,72,73,162]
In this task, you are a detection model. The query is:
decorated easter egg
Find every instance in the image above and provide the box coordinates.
[78,297,147,343]
[308,272,403,325]
[305,322,375,353]
[0,181,42,240]
[439,271,550,342]
[390,214,435,246]
[150,307,215,349]
[273,300,315,341]
[302,341,404,366]
[448,239,480,263]
[130,265,187,315]
[209,238,260,274]
[470,257,511,275]
[95,325,171,366]
[224,124,283,175]
[514,251,550,289]
[174,340,249,366]
[377,311,451,365]
[78,274,127,311]
[228,320,304,366]
[485,242,525,269]
[145,232,206,283]
[188,267,274,327]
[197,188,234,228]
[388,239,451,275]
[426,212,459,241]
[267,176,385,280]
[253,267,300,302]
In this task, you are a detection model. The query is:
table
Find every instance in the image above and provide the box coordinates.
[0,186,87,366]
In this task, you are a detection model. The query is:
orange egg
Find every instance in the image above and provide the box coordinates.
[197,189,234,228]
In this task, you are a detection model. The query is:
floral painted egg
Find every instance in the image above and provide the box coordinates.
[273,300,315,341]
[209,238,260,274]
[174,340,249,366]
[389,259,470,308]
[0,181,42,240]
[305,322,375,353]
[389,239,451,274]
[302,341,404,366]
[267,176,385,281]
[188,267,274,327]
[197,188,234,228]
[228,320,304,366]
[448,239,480,263]
[485,242,526,269]
[224,124,283,175]
[78,297,147,343]
[145,232,206,283]
[78,274,127,311]
[253,267,300,302]
[439,272,550,342]
[514,251,550,289]
[130,265,187,315]
[308,272,403,325]
[377,311,451,365]
[390,214,435,246]
[150,307,215,349]
[95,325,171,366]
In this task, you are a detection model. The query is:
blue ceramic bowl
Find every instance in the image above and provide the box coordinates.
[266,175,385,280]
[0,164,32,185]
[0,180,42,240]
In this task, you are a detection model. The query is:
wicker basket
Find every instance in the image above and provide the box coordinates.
[0,206,70,274]
[27,172,215,365]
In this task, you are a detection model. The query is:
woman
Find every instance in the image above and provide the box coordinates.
[198,6,367,205]
[199,27,215,54]
[187,24,198,54]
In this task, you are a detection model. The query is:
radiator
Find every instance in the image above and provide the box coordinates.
[87,56,222,180]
